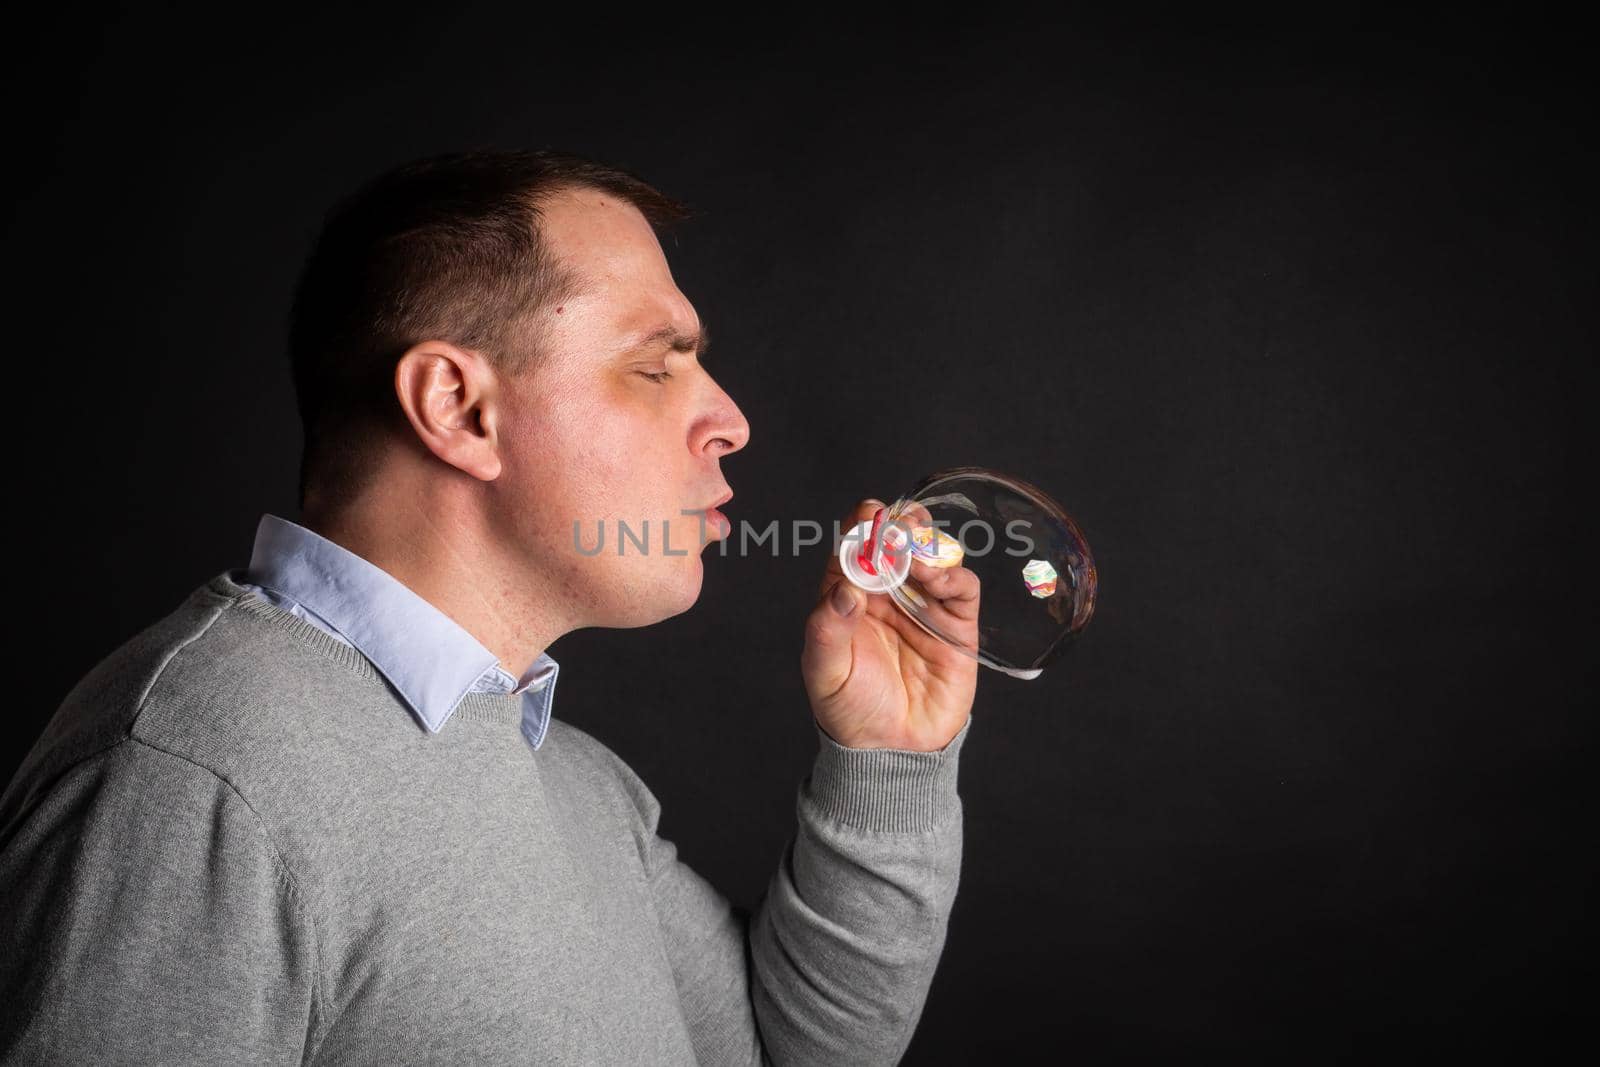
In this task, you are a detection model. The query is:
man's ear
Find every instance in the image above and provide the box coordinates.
[392,340,503,481]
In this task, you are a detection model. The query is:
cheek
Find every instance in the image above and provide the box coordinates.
[511,389,673,520]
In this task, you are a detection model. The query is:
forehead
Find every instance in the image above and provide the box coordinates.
[537,187,700,358]
[537,187,694,330]
[537,187,660,271]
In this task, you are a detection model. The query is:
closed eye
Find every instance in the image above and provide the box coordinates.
[637,370,673,383]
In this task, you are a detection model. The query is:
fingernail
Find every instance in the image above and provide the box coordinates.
[830,582,857,617]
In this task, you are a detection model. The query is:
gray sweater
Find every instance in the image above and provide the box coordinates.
[0,570,970,1065]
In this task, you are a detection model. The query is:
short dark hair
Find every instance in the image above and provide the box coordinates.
[287,148,692,513]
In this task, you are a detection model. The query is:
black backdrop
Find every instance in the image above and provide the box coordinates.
[5,11,1590,1060]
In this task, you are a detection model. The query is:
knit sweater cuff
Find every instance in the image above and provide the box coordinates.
[805,713,972,833]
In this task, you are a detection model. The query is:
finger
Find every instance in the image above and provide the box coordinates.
[896,501,934,528]
[801,576,867,701]
[912,560,981,620]
[876,502,932,559]
[872,579,981,659]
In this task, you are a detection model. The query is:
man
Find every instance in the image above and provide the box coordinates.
[0,149,979,1065]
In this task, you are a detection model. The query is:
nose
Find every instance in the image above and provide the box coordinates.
[695,383,751,459]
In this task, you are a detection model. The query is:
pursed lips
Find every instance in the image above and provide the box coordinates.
[699,489,733,539]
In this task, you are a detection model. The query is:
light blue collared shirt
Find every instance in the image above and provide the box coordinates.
[238,513,559,750]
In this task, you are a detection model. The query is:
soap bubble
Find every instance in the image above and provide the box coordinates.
[857,467,1097,679]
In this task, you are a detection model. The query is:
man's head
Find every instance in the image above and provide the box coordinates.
[288,149,750,636]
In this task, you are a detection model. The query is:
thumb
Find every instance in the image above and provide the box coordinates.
[801,578,864,699]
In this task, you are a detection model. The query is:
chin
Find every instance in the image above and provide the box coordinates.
[601,561,704,628]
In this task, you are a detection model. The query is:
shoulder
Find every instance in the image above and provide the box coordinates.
[540,717,663,824]
[1,732,284,882]
[542,717,643,785]
[3,577,226,832]
[3,572,364,842]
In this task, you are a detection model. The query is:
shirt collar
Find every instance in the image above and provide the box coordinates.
[244,513,559,737]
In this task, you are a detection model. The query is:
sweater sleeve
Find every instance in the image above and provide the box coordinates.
[0,739,320,1065]
[599,714,972,1067]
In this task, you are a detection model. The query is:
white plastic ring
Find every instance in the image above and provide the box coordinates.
[839,517,912,593]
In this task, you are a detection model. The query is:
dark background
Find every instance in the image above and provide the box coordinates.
[5,9,1590,1060]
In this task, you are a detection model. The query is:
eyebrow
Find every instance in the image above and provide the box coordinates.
[632,322,711,360]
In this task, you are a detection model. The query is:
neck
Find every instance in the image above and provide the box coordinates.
[302,475,567,679]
